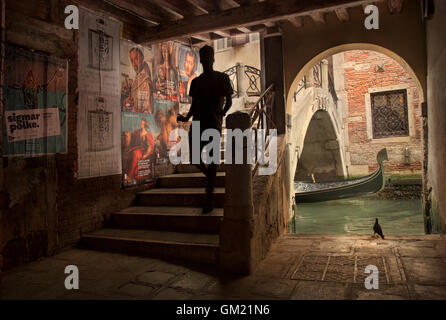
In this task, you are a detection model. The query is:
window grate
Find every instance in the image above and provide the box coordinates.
[371,89,409,139]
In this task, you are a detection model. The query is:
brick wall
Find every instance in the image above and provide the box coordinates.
[0,0,174,272]
[341,50,423,175]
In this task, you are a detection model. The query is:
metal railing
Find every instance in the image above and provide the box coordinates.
[244,65,261,96]
[294,61,338,106]
[294,77,306,101]
[312,61,323,88]
[249,83,276,176]
[224,64,262,98]
[328,72,338,107]
[224,65,238,98]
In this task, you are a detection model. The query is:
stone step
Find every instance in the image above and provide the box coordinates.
[175,164,226,174]
[136,188,225,207]
[158,172,225,188]
[80,228,219,265]
[110,207,223,233]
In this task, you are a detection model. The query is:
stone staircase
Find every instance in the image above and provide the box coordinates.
[80,164,226,266]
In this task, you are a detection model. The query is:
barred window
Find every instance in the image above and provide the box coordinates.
[371,89,409,139]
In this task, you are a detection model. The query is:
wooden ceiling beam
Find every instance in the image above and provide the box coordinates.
[247,24,266,32]
[213,29,232,37]
[229,28,245,36]
[72,0,157,26]
[136,0,372,44]
[237,26,252,33]
[287,16,303,28]
[310,12,326,24]
[388,0,403,14]
[104,0,177,22]
[263,21,276,27]
[191,32,212,41]
[233,0,258,5]
[185,0,213,13]
[210,32,225,40]
[217,0,241,11]
[335,7,350,21]
[146,0,207,17]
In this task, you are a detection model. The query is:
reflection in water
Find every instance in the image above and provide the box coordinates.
[289,197,424,235]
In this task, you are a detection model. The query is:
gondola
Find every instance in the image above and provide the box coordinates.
[294,148,388,203]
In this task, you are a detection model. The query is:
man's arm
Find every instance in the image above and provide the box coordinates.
[222,74,234,116]
[179,100,195,122]
[178,78,197,122]
[222,94,232,116]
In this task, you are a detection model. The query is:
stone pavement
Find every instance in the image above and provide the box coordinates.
[1,234,446,300]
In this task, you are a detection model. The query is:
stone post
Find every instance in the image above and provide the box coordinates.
[305,68,314,88]
[220,112,254,275]
[236,62,247,98]
[321,60,329,90]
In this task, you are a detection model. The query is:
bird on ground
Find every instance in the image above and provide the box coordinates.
[373,218,385,239]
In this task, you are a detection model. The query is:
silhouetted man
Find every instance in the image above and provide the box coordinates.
[177,45,233,214]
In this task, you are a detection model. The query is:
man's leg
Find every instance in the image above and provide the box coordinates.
[203,163,216,213]
[202,132,220,214]
[189,126,209,176]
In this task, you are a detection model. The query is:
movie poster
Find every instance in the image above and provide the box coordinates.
[120,40,200,186]
[77,8,122,178]
[2,45,68,157]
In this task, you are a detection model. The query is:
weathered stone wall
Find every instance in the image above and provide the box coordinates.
[338,50,423,176]
[425,0,446,233]
[0,0,174,275]
[251,136,289,270]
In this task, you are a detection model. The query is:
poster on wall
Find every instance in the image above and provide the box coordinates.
[120,40,201,186]
[2,45,68,157]
[77,7,122,178]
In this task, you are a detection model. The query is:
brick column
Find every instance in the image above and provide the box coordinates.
[220,112,254,275]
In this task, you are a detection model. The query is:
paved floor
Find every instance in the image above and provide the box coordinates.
[1,234,446,300]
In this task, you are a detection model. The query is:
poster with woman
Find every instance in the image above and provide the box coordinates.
[120,39,199,186]
[152,42,179,102]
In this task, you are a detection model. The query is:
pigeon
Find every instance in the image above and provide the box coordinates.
[373,218,385,239]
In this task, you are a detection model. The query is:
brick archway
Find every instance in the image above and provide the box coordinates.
[286,43,425,116]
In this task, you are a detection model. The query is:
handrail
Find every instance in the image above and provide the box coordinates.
[249,83,274,122]
[249,83,276,177]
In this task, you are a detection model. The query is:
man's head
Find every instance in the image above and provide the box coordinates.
[184,51,196,76]
[140,118,149,129]
[129,48,144,73]
[155,109,166,126]
[199,45,214,71]
[158,66,166,80]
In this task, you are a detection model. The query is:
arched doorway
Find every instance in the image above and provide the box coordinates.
[288,46,426,235]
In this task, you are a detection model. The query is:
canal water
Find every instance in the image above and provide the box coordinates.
[289,197,424,235]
